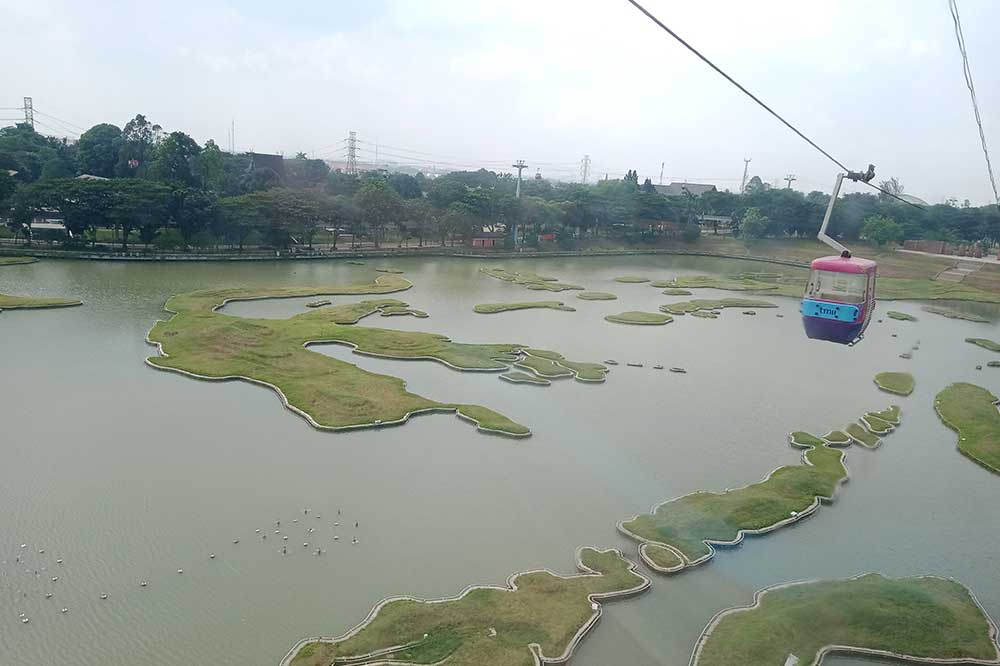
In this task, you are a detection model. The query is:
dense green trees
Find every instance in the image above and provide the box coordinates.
[2,114,999,253]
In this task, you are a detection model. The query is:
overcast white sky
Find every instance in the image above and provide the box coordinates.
[2,0,998,203]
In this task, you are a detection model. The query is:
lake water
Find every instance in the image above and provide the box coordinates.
[2,255,999,666]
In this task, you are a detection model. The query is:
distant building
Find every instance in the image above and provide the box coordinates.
[469,231,506,248]
[654,182,718,197]
[247,152,286,179]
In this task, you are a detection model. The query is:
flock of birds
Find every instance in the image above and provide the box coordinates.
[4,507,364,626]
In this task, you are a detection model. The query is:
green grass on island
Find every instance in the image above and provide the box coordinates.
[661,287,693,295]
[473,301,575,314]
[0,293,82,311]
[620,407,901,569]
[305,299,330,308]
[659,298,777,315]
[379,305,428,318]
[480,267,584,292]
[874,371,915,396]
[886,310,917,321]
[146,275,538,436]
[641,544,684,572]
[922,305,991,322]
[576,291,618,300]
[612,276,650,283]
[0,256,38,266]
[605,311,673,325]
[286,548,649,666]
[691,574,1000,666]
[517,349,608,382]
[823,430,852,445]
[148,275,610,436]
[499,371,550,386]
[868,405,901,424]
[935,383,1000,475]
[846,422,880,448]
[374,267,404,274]
[966,338,1000,352]
[790,432,826,447]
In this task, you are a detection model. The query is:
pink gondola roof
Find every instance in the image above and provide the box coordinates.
[810,255,877,273]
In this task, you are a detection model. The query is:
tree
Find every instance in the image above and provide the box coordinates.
[740,207,770,239]
[744,175,768,194]
[149,131,201,187]
[403,198,434,246]
[196,140,225,191]
[354,179,403,247]
[624,169,639,186]
[76,124,122,178]
[107,179,171,251]
[861,214,903,246]
[116,114,162,176]
[640,177,656,193]
[388,173,423,199]
[285,156,330,189]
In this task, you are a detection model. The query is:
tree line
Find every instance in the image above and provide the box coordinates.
[1,115,997,252]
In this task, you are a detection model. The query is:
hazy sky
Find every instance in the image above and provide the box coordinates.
[3,0,998,204]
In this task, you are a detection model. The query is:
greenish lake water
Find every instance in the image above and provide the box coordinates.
[2,255,999,666]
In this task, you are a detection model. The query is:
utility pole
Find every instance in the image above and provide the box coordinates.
[659,161,665,185]
[23,97,33,129]
[347,131,358,175]
[512,159,527,249]
[783,174,797,189]
[579,154,591,184]
[740,158,751,194]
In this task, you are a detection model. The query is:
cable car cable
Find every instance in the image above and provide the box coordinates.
[623,0,922,209]
[947,0,999,207]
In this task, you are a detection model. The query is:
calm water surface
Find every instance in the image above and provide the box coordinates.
[1,256,999,666]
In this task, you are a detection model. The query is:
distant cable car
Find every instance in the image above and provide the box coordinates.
[801,167,878,345]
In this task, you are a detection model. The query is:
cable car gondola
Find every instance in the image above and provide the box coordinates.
[801,167,878,346]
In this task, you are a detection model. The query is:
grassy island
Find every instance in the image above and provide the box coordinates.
[499,371,550,386]
[620,407,901,571]
[966,338,1000,352]
[576,291,618,300]
[0,293,82,311]
[613,276,650,283]
[846,422,880,448]
[605,311,673,325]
[474,301,575,314]
[375,267,404,274]
[147,275,541,436]
[935,383,1000,474]
[822,430,852,445]
[379,305,428,318]
[886,310,917,321]
[147,275,609,437]
[659,298,776,315]
[922,305,991,322]
[874,371,915,396]
[661,288,693,295]
[283,547,650,666]
[480,267,584,292]
[0,256,38,266]
[691,574,1000,666]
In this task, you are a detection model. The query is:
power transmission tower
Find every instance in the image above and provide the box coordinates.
[740,158,751,194]
[23,97,33,129]
[784,174,797,189]
[659,161,665,185]
[579,154,591,184]
[347,131,358,175]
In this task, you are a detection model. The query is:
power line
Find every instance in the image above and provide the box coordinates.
[948,0,999,207]
[623,0,922,208]
[33,109,88,133]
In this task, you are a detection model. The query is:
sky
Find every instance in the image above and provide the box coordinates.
[2,0,998,204]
